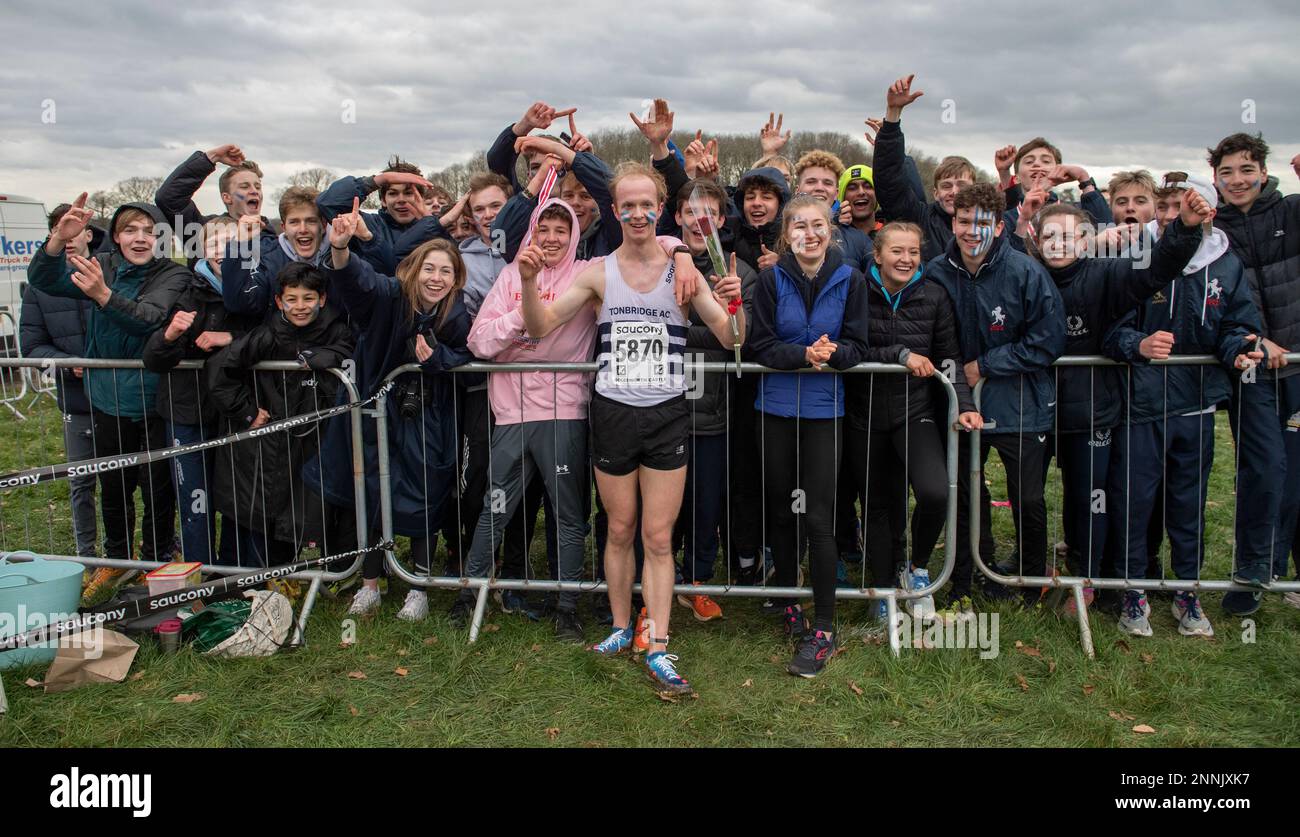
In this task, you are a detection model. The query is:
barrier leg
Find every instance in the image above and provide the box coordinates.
[290,574,323,649]
[0,674,7,714]
[467,582,490,644]
[885,593,902,658]
[1072,584,1096,659]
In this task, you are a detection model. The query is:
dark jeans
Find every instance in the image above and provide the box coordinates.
[1050,429,1112,577]
[675,433,727,583]
[167,421,236,566]
[90,410,174,562]
[846,418,948,585]
[955,431,1049,593]
[1228,377,1285,583]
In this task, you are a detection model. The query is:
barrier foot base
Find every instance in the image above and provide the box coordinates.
[289,575,323,649]
[467,583,490,644]
[885,595,902,658]
[1072,584,1096,659]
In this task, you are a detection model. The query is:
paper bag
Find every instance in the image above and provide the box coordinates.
[43,629,138,694]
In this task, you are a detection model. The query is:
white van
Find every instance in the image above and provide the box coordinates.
[0,194,49,353]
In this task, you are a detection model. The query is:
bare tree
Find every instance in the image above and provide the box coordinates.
[271,167,336,205]
[112,176,164,205]
[86,190,119,220]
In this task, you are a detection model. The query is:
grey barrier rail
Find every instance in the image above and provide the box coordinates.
[970,353,1300,658]
[373,359,962,656]
[0,311,29,420]
[0,356,369,646]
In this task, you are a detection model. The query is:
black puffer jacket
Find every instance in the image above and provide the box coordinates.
[207,305,354,543]
[683,248,758,435]
[142,268,261,427]
[732,167,791,274]
[19,284,91,414]
[1041,218,1201,432]
[847,267,975,432]
[1214,178,1300,379]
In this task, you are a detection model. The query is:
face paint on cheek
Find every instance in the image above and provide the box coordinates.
[970,209,996,257]
[645,210,657,224]
[619,210,633,224]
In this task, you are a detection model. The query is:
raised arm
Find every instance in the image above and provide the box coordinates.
[519,248,600,339]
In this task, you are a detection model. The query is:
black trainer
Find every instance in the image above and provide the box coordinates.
[448,595,474,627]
[553,609,585,642]
[788,630,835,678]
[782,604,808,641]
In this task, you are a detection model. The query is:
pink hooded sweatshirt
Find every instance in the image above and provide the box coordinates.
[468,198,687,425]
[468,198,598,425]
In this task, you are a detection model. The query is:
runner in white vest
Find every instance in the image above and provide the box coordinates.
[518,162,741,695]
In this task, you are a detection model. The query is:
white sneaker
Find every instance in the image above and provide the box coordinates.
[396,590,429,622]
[1118,590,1152,637]
[1172,592,1213,637]
[347,586,382,616]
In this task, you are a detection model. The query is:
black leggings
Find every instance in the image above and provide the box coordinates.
[845,420,948,584]
[761,415,841,632]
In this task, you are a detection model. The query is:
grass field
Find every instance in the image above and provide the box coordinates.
[1,380,1298,747]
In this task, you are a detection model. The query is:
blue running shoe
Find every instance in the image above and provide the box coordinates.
[590,625,635,655]
[646,652,693,695]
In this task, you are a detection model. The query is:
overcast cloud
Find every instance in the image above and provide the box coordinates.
[2,0,1298,213]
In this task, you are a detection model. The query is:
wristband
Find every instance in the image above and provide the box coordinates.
[672,246,692,257]
[330,244,350,252]
[520,186,536,201]
[1078,177,1096,192]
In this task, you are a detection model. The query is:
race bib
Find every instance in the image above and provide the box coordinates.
[611,321,668,388]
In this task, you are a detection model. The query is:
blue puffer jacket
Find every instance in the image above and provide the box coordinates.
[748,248,870,419]
[19,283,91,414]
[927,235,1066,434]
[1104,248,1259,424]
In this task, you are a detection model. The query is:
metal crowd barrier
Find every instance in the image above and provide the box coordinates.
[0,356,368,646]
[374,360,962,657]
[970,354,1300,657]
[0,311,30,420]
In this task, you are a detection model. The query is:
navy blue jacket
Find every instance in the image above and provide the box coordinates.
[304,254,473,537]
[492,150,620,263]
[154,150,273,267]
[219,231,334,318]
[748,248,870,419]
[317,176,450,275]
[1104,249,1259,424]
[732,167,791,274]
[19,284,91,414]
[927,235,1066,434]
[1044,218,1202,432]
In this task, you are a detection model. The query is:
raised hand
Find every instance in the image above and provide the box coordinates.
[760,112,791,155]
[237,213,263,241]
[206,144,245,166]
[711,253,742,307]
[758,243,779,271]
[1020,188,1050,223]
[629,98,675,148]
[516,102,576,135]
[374,170,433,191]
[863,117,883,147]
[517,242,545,283]
[1179,186,1216,226]
[68,253,109,306]
[684,130,707,178]
[1045,164,1089,188]
[567,114,592,153]
[330,197,363,249]
[164,309,197,342]
[52,193,92,244]
[994,144,1017,178]
[886,74,924,115]
[1291,153,1299,181]
[838,202,853,225]
[1139,330,1175,361]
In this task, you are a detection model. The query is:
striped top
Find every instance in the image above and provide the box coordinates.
[595,253,688,407]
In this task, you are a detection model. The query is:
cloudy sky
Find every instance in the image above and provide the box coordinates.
[3,0,1298,213]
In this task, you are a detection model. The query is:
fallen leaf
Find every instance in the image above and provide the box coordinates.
[1140,653,1153,665]
[349,705,359,717]
[483,623,500,633]
[545,727,560,740]
[347,671,367,680]
[423,636,438,646]
[1132,724,1156,734]
[1114,639,1131,654]
[1047,659,1056,674]
[1108,710,1136,722]
[130,672,144,682]
[1082,683,1095,695]
[1017,644,1042,658]
[741,678,753,688]
[396,648,408,657]
[24,678,42,688]
[172,692,205,704]
[530,643,543,652]
[1014,640,1024,648]
[339,639,355,649]
[1015,674,1029,692]
[848,681,864,696]
[769,654,781,664]
[394,666,409,677]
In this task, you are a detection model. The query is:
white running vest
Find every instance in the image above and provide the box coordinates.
[595,254,688,407]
